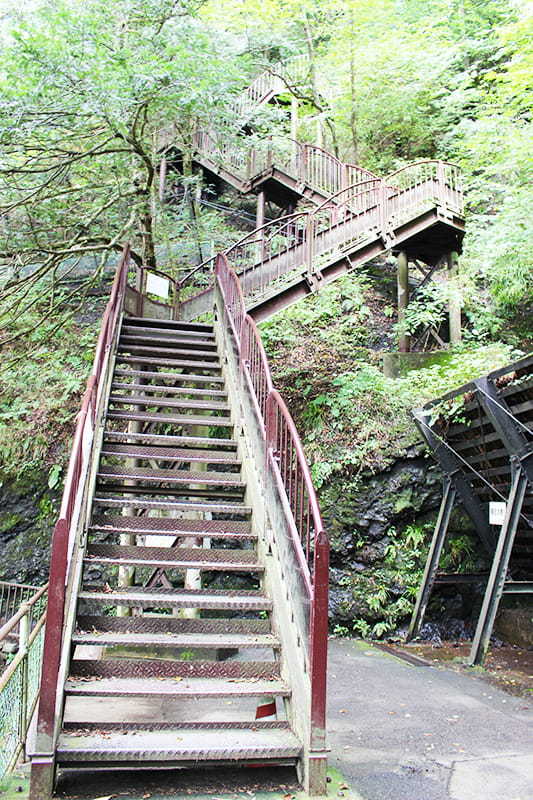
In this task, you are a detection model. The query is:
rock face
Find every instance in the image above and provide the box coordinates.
[319,451,444,630]
[0,474,55,585]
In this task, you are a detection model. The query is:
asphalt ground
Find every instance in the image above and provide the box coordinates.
[3,638,532,800]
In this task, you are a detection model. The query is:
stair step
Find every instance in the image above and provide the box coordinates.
[111,380,227,399]
[69,660,279,682]
[63,720,289,731]
[120,329,218,350]
[92,497,251,516]
[71,631,278,649]
[100,442,240,465]
[118,343,220,363]
[85,544,261,572]
[106,410,232,428]
[97,466,244,488]
[124,317,214,336]
[116,355,222,373]
[65,676,289,699]
[109,393,229,412]
[56,727,302,764]
[77,588,272,612]
[76,616,271,637]
[88,514,253,539]
[103,430,237,449]
[113,368,225,385]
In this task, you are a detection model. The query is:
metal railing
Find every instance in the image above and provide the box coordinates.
[215,252,329,768]
[30,247,130,794]
[0,583,47,780]
[176,160,464,321]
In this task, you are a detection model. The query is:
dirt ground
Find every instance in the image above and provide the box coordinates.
[404,639,533,698]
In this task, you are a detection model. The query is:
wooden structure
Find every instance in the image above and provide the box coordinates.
[409,355,533,664]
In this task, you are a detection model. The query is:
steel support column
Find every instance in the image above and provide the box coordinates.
[468,464,529,665]
[408,478,456,640]
[397,251,410,353]
[447,251,461,344]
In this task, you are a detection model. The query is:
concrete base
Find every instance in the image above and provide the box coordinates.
[383,351,449,379]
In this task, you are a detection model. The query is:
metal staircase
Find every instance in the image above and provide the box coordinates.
[29,250,328,798]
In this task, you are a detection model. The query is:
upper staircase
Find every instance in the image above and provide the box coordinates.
[29,250,328,798]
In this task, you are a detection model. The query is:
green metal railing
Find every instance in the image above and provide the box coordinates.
[0,583,48,780]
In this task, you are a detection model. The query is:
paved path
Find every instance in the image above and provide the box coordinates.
[329,639,533,800]
[8,638,532,799]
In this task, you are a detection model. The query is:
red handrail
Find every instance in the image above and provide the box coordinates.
[215,251,329,740]
[33,245,130,754]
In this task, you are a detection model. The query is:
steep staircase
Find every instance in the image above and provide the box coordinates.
[60,317,300,769]
[30,253,328,798]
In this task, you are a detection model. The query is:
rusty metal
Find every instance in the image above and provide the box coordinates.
[411,355,533,665]
[89,513,252,537]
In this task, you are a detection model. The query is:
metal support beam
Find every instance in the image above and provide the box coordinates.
[475,376,533,484]
[408,479,456,640]
[447,251,461,344]
[468,464,529,666]
[397,251,410,353]
[414,410,496,552]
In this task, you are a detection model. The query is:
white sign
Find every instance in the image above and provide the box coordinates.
[489,502,507,526]
[145,271,170,300]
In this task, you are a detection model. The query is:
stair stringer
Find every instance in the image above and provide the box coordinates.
[28,310,124,800]
[213,302,327,795]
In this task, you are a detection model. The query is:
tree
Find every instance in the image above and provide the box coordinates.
[0,0,242,337]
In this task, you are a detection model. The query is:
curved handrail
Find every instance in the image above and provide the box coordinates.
[215,249,329,747]
[215,252,326,592]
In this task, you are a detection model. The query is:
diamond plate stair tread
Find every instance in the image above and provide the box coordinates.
[71,630,278,649]
[65,676,289,698]
[76,616,271,636]
[106,410,232,428]
[100,442,240,464]
[97,466,243,487]
[123,317,215,335]
[63,720,290,731]
[109,394,229,412]
[56,727,302,763]
[69,660,279,681]
[111,380,227,399]
[93,497,251,515]
[120,330,218,349]
[118,344,221,363]
[116,355,223,372]
[85,544,261,571]
[88,514,253,538]
[77,588,272,611]
[103,431,237,448]
[113,368,225,385]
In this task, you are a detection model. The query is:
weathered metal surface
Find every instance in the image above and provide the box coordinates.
[56,726,302,763]
[89,513,252,537]
[65,676,288,698]
[96,465,243,487]
[109,393,229,412]
[75,616,271,636]
[84,543,261,571]
[113,367,225,385]
[93,496,251,516]
[77,587,273,611]
[115,354,223,372]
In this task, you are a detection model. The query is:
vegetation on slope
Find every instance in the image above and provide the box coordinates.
[1,0,532,629]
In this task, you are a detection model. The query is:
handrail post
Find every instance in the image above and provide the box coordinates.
[19,604,30,753]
